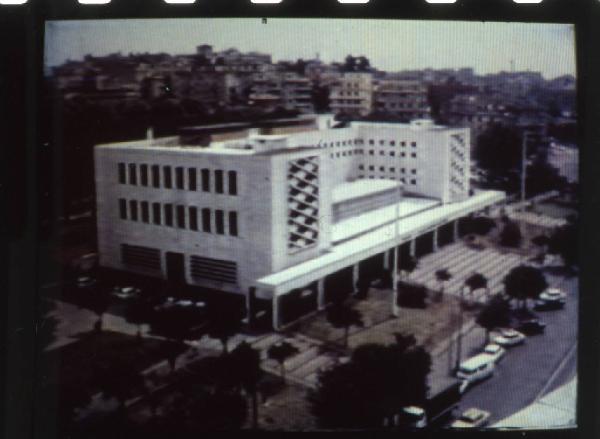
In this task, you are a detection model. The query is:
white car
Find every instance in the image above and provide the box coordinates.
[111,286,141,300]
[481,343,506,363]
[493,329,526,347]
[539,287,567,302]
[450,408,491,428]
[76,276,96,288]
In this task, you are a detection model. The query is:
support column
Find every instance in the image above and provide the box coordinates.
[383,250,391,270]
[272,294,280,331]
[352,264,359,295]
[453,219,459,242]
[246,287,255,329]
[317,278,326,310]
[409,238,416,258]
[433,228,439,252]
[392,246,400,317]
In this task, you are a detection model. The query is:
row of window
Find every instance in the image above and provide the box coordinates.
[328,149,418,159]
[359,165,417,174]
[357,175,418,185]
[368,139,417,147]
[118,163,238,196]
[369,149,417,158]
[118,199,238,237]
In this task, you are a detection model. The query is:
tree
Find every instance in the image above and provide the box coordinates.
[475,124,522,184]
[503,265,548,310]
[398,255,419,279]
[82,291,110,332]
[434,269,452,299]
[547,216,578,269]
[326,302,364,348]
[95,360,146,410]
[525,156,569,197]
[231,341,262,430]
[463,216,496,236]
[464,273,489,301]
[476,296,512,344]
[308,338,431,428]
[125,298,152,340]
[500,220,522,248]
[204,301,244,354]
[267,341,299,382]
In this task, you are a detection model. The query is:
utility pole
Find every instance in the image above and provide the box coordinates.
[521,132,529,206]
[454,285,464,372]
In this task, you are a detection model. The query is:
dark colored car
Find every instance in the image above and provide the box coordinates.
[516,319,546,335]
[534,299,566,311]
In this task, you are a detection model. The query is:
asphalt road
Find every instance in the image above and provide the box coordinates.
[455,273,578,425]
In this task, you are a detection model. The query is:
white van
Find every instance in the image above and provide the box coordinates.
[456,354,495,388]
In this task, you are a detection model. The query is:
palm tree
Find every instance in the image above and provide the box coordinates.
[434,269,452,300]
[267,341,299,383]
[326,302,364,348]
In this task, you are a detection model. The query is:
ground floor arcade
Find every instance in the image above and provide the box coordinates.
[251,190,506,331]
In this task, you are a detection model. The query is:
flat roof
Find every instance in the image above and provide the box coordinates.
[332,180,402,204]
[257,190,506,294]
[332,196,440,243]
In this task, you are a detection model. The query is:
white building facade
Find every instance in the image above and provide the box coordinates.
[95,115,503,329]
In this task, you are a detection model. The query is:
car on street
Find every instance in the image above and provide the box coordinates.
[76,276,97,288]
[539,287,567,303]
[515,318,546,335]
[481,343,506,363]
[456,354,495,387]
[492,328,526,347]
[534,298,565,311]
[111,286,142,300]
[450,408,491,428]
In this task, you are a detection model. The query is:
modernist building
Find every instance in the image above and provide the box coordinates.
[373,78,431,121]
[329,72,375,117]
[95,114,505,329]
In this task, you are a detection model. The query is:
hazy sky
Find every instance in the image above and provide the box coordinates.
[45,19,576,79]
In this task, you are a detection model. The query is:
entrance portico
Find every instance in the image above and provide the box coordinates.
[255,191,506,330]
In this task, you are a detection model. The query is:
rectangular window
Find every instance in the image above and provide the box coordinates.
[118,163,126,184]
[379,166,385,172]
[411,179,417,185]
[189,207,198,231]
[164,204,173,226]
[129,200,138,221]
[128,164,137,185]
[140,164,148,186]
[141,201,149,223]
[369,150,374,155]
[202,208,211,232]
[188,168,197,191]
[201,168,210,192]
[215,210,225,234]
[176,205,185,228]
[152,202,161,225]
[401,141,406,147]
[411,153,417,158]
[390,151,395,156]
[163,166,172,188]
[175,167,184,190]
[229,211,238,237]
[215,170,224,194]
[411,142,417,147]
[228,171,237,195]
[119,198,127,219]
[369,165,374,171]
[390,167,396,172]
[151,165,160,188]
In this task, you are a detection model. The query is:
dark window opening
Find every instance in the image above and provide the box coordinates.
[216,210,225,234]
[164,204,173,226]
[229,211,238,237]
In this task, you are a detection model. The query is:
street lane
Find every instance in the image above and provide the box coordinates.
[455,273,578,425]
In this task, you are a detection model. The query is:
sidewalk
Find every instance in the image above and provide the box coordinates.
[492,377,577,429]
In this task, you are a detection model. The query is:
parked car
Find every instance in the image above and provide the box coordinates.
[456,354,495,388]
[111,286,142,300]
[450,408,491,428]
[76,276,97,288]
[539,287,567,303]
[481,343,506,363]
[493,328,526,347]
[515,319,546,335]
[534,298,565,311]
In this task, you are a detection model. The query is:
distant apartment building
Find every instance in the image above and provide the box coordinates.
[373,78,431,121]
[329,72,375,117]
[93,114,504,330]
[194,45,273,74]
[249,71,314,113]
